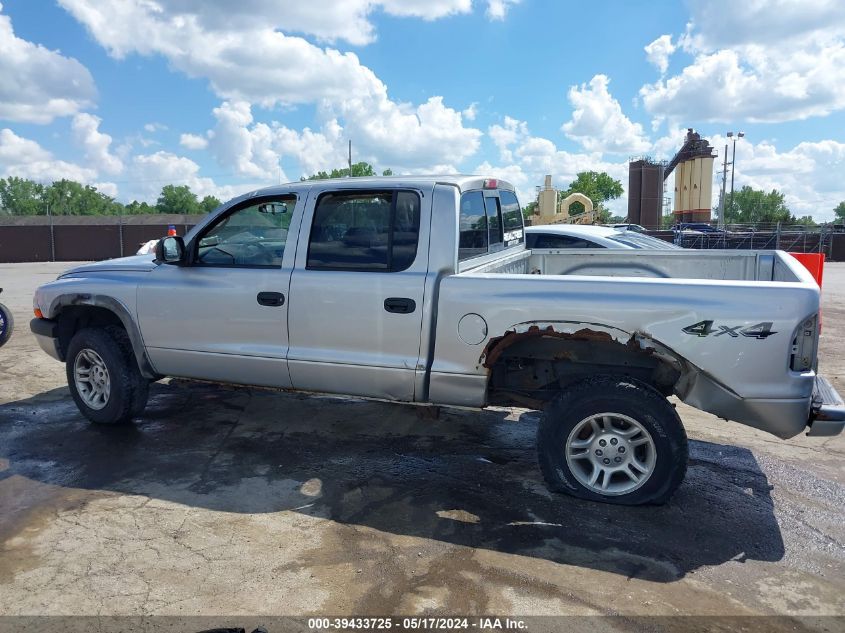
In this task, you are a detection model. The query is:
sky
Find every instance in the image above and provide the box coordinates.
[1,0,844,220]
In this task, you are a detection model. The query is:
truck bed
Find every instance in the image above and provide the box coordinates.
[463,248,815,284]
[431,247,820,438]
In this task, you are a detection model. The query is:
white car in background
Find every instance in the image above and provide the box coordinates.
[526,224,681,250]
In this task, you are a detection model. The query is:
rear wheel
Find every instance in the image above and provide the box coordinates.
[538,375,688,505]
[66,327,149,424]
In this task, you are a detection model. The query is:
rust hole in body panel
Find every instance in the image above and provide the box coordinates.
[481,325,618,369]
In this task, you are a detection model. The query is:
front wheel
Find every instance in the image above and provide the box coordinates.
[538,375,688,505]
[66,327,149,424]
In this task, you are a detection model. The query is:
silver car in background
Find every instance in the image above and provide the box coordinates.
[526,224,681,250]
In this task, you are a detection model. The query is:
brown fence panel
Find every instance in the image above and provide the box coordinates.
[121,224,196,256]
[0,226,53,262]
[54,225,122,261]
[830,233,845,262]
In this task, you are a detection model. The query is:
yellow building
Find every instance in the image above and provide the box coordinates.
[532,175,596,225]
[665,129,716,224]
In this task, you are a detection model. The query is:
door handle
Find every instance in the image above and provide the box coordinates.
[257,291,285,307]
[384,297,416,314]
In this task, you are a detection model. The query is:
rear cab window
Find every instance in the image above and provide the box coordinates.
[459,186,524,264]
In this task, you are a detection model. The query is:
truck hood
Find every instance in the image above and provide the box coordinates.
[59,255,157,277]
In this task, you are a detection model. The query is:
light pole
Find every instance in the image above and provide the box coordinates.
[726,131,744,224]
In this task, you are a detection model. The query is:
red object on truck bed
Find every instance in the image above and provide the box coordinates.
[789,253,825,288]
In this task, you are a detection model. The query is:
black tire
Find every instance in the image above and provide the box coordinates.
[66,327,149,424]
[538,375,688,505]
[104,325,150,417]
[0,302,13,347]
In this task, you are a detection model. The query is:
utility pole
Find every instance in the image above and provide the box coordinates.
[118,201,124,258]
[348,139,352,176]
[47,203,55,262]
[727,131,744,223]
[718,143,729,229]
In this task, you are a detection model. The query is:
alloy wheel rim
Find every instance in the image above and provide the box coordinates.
[73,348,111,410]
[565,412,656,496]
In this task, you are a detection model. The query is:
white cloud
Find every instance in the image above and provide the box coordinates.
[71,113,123,175]
[207,101,288,180]
[58,0,485,50]
[0,127,248,205]
[644,34,675,74]
[680,0,845,51]
[144,122,167,133]
[179,133,209,150]
[198,96,479,180]
[462,102,478,121]
[0,3,96,123]
[57,0,482,173]
[94,181,119,198]
[0,128,97,183]
[562,75,650,154]
[58,0,385,106]
[486,0,520,21]
[379,0,472,22]
[641,0,845,122]
[488,116,529,162]
[482,117,629,213]
[330,95,481,171]
[706,135,845,221]
[125,151,255,203]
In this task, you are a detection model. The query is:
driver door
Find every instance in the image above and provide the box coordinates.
[137,194,300,388]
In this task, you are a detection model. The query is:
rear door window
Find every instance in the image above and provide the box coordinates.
[307,190,420,272]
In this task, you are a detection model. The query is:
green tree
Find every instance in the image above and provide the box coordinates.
[382,168,393,176]
[834,201,845,223]
[558,171,624,223]
[125,200,156,215]
[723,186,794,225]
[0,177,45,215]
[156,184,200,214]
[567,200,586,215]
[304,161,378,180]
[522,199,538,220]
[200,195,222,213]
[43,180,122,215]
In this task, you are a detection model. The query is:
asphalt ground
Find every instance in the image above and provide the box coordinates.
[0,261,843,631]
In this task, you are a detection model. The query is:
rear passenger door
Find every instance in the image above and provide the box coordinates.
[287,188,428,401]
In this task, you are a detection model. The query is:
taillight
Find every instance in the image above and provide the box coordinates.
[790,315,818,372]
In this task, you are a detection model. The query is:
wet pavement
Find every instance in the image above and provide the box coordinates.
[0,262,843,624]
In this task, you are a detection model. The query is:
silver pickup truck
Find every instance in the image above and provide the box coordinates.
[29,176,845,505]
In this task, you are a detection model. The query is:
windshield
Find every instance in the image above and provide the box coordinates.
[608,232,681,249]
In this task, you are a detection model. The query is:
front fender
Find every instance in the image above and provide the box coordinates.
[48,293,157,379]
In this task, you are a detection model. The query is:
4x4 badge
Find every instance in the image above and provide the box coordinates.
[682,320,777,339]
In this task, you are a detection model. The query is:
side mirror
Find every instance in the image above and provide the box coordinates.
[155,236,186,265]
